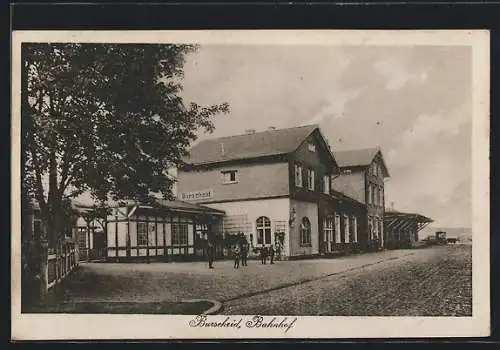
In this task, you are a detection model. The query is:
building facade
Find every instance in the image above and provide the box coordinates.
[177,125,369,259]
[331,148,390,249]
[105,200,225,262]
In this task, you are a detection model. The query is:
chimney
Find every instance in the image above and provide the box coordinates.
[390,201,395,210]
[245,129,256,134]
[219,142,225,157]
[268,126,276,131]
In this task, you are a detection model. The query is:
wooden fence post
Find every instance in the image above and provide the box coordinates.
[38,240,49,304]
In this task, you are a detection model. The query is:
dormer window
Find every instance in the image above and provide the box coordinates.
[295,164,303,188]
[307,169,315,191]
[307,143,316,152]
[222,170,238,184]
[323,175,330,194]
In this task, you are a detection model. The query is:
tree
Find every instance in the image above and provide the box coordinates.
[22,43,229,246]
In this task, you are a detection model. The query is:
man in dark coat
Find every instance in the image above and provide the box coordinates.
[207,239,215,269]
[260,246,268,265]
[240,239,249,266]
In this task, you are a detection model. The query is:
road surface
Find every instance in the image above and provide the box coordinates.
[223,244,472,316]
[59,244,472,316]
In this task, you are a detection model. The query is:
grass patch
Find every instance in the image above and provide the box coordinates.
[25,300,213,315]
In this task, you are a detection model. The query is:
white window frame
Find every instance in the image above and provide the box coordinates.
[148,222,156,246]
[137,222,148,246]
[222,170,238,184]
[323,175,330,194]
[307,143,316,152]
[307,169,315,191]
[335,213,341,243]
[295,164,303,188]
[344,214,350,243]
[171,222,189,246]
[351,216,358,242]
[300,217,312,246]
[256,216,272,245]
[323,215,334,242]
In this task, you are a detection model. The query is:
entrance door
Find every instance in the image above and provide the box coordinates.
[194,223,208,258]
[323,215,334,253]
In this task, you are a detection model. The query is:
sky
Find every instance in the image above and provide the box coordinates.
[179,44,472,228]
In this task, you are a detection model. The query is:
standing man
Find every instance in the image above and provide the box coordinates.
[260,246,268,265]
[241,238,249,267]
[233,244,241,269]
[269,244,275,264]
[207,238,215,269]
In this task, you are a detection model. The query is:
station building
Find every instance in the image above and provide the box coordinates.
[331,148,390,249]
[177,124,372,259]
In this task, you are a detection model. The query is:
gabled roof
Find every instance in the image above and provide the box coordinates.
[333,147,390,177]
[183,124,336,167]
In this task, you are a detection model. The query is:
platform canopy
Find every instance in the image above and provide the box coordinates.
[384,209,433,233]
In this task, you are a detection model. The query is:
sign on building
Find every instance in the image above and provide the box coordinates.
[180,189,214,201]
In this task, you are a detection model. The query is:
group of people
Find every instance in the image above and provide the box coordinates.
[231,240,249,269]
[233,242,281,269]
[205,237,282,269]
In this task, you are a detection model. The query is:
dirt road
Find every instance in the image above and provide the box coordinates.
[223,244,472,316]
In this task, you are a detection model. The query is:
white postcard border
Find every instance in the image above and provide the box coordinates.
[11,29,490,340]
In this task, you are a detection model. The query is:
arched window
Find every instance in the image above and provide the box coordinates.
[256,216,272,245]
[300,217,311,246]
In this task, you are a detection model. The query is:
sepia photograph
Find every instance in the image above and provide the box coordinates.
[11,30,490,340]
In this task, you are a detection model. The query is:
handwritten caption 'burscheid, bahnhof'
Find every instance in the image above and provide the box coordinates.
[189,315,298,333]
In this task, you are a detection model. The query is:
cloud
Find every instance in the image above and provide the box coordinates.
[374,59,430,91]
[302,89,361,126]
[180,45,472,227]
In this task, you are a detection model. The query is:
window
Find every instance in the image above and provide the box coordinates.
[300,217,311,246]
[323,215,334,242]
[148,223,156,246]
[256,216,272,245]
[335,214,341,243]
[344,214,350,243]
[323,175,330,194]
[352,216,358,242]
[371,184,375,205]
[375,187,379,207]
[172,223,189,246]
[307,169,315,191]
[78,228,87,249]
[137,222,148,246]
[374,217,379,239]
[294,164,303,188]
[274,221,287,244]
[368,216,373,240]
[379,187,384,206]
[195,223,208,241]
[307,143,316,152]
[367,185,372,204]
[222,170,238,184]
